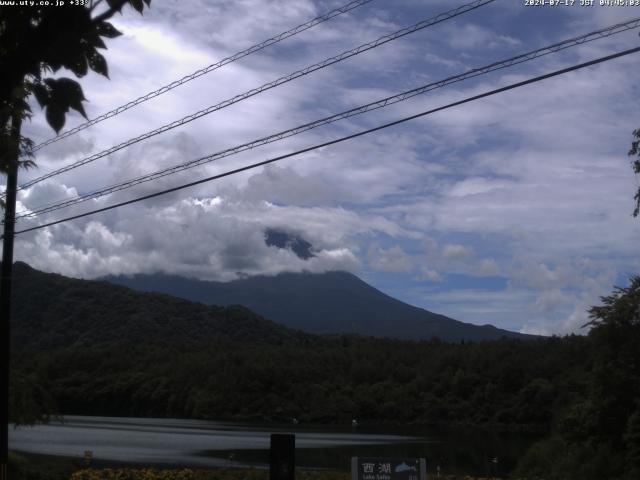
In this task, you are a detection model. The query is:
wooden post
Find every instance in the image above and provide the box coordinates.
[0,114,21,480]
[270,433,295,480]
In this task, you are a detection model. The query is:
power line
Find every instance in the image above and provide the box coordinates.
[16,16,640,220]
[13,0,495,195]
[13,46,640,237]
[28,0,376,153]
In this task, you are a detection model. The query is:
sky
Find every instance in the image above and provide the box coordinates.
[9,0,640,335]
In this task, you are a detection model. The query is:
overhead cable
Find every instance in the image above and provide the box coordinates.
[17,16,640,219]
[29,0,376,153]
[14,0,495,194]
[13,46,640,236]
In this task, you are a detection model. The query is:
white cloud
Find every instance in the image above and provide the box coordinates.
[227,164,345,206]
[423,52,466,70]
[448,177,513,197]
[15,191,393,281]
[442,244,472,260]
[444,24,520,50]
[367,244,413,273]
[531,289,572,315]
[476,258,500,276]
[419,268,442,282]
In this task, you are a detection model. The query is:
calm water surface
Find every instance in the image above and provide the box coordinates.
[9,416,536,476]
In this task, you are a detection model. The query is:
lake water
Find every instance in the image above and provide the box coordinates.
[9,416,536,476]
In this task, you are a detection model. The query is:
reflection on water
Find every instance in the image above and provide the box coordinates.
[9,416,537,476]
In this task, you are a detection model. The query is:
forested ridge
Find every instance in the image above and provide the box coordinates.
[10,262,310,349]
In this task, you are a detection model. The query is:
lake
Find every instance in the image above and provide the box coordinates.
[9,416,536,476]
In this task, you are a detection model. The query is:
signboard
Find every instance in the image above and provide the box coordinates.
[351,457,426,480]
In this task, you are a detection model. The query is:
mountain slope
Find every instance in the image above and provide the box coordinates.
[105,270,531,341]
[10,262,310,351]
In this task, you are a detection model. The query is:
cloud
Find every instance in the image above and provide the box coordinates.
[448,177,513,197]
[445,24,520,50]
[368,244,413,273]
[442,244,472,260]
[419,268,442,282]
[228,164,344,206]
[476,258,500,276]
[532,289,572,315]
[423,52,466,70]
[18,181,79,213]
[15,191,389,281]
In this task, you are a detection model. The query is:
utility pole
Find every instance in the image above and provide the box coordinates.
[0,114,21,480]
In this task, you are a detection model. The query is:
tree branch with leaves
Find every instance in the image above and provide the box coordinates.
[628,129,640,217]
[0,0,151,174]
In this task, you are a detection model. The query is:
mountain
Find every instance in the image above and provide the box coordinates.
[104,270,532,342]
[264,228,314,260]
[9,262,310,351]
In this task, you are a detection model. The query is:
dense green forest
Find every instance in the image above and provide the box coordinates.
[12,336,590,428]
[7,263,640,479]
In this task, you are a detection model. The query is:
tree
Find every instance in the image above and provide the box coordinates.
[514,279,640,480]
[587,276,640,333]
[628,130,640,217]
[1,1,152,477]
[624,406,640,480]
[559,277,640,479]
[584,277,640,444]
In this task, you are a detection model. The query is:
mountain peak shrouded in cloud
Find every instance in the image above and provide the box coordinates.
[264,228,315,260]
